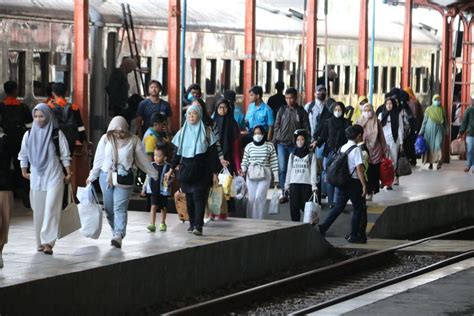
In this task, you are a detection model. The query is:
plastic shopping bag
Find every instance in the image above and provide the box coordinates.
[303,193,321,224]
[76,185,95,205]
[207,185,226,216]
[268,189,280,215]
[77,185,103,239]
[218,167,234,199]
[233,176,247,200]
[380,157,395,187]
[415,135,427,155]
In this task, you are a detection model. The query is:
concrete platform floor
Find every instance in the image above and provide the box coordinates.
[313,258,474,315]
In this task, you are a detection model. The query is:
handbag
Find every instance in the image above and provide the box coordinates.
[450,138,466,155]
[248,164,266,180]
[397,152,412,177]
[303,193,321,224]
[58,184,81,239]
[112,137,138,188]
[268,189,280,214]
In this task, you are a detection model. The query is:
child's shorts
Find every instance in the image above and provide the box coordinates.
[147,193,168,210]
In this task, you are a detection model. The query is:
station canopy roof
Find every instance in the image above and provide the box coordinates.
[0,0,452,44]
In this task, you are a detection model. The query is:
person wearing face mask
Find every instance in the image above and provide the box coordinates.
[378,97,404,189]
[18,104,72,255]
[305,85,331,146]
[419,94,446,170]
[240,126,279,219]
[87,116,158,247]
[285,130,318,222]
[356,103,387,200]
[316,102,352,208]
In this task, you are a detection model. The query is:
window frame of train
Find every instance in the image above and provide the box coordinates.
[373,66,379,94]
[205,58,217,95]
[32,52,50,98]
[7,50,26,97]
[140,56,152,94]
[235,60,244,95]
[381,66,388,94]
[422,67,429,94]
[221,59,231,93]
[390,66,397,91]
[157,57,168,96]
[276,61,284,83]
[344,65,351,95]
[328,64,340,95]
[289,62,296,88]
[190,58,202,86]
[264,61,272,94]
[52,52,71,97]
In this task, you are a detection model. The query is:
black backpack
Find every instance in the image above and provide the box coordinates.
[51,103,78,150]
[326,145,357,187]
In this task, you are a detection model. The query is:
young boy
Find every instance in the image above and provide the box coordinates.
[285,129,318,222]
[143,146,172,232]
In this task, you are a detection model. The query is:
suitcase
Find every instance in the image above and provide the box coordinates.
[174,190,189,222]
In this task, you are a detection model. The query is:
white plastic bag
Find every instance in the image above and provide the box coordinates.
[268,189,280,215]
[76,185,95,205]
[303,193,320,224]
[218,167,234,198]
[233,176,247,200]
[77,185,103,239]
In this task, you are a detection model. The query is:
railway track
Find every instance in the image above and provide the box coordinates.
[163,225,474,315]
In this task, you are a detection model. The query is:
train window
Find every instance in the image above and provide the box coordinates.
[354,66,358,94]
[235,60,244,94]
[415,67,422,93]
[276,62,284,83]
[32,52,50,97]
[265,61,272,94]
[343,66,350,95]
[221,59,231,92]
[332,65,340,95]
[390,67,397,90]
[381,67,388,93]
[140,56,152,92]
[191,58,201,86]
[53,52,71,96]
[373,66,379,94]
[422,67,429,94]
[157,57,168,96]
[290,62,296,88]
[206,59,216,95]
[7,51,26,97]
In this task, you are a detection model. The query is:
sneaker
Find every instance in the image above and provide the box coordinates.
[366,194,373,201]
[159,223,167,232]
[346,236,367,244]
[393,177,399,186]
[187,226,194,233]
[147,224,156,232]
[429,163,433,170]
[386,186,393,191]
[464,167,470,173]
[43,244,53,255]
[204,217,213,225]
[111,236,122,248]
[0,253,3,269]
[279,196,289,204]
[192,226,203,236]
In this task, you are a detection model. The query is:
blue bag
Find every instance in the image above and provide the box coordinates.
[415,135,427,155]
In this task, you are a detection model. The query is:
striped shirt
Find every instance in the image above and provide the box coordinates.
[241,142,279,180]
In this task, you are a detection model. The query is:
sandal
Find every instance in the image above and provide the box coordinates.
[43,244,53,255]
[37,245,45,252]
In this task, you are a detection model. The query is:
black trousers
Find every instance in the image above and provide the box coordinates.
[367,162,381,195]
[289,183,313,222]
[186,188,208,228]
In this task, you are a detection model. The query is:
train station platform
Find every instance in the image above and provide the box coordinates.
[0,210,331,314]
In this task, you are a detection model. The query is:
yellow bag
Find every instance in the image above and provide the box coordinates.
[218,168,234,200]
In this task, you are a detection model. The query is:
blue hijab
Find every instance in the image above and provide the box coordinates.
[28,103,59,175]
[172,105,216,158]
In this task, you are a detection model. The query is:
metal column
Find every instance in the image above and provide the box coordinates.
[305,0,317,103]
[357,0,368,97]
[243,0,256,111]
[401,0,413,88]
[168,0,181,131]
[73,0,89,187]
[461,17,473,114]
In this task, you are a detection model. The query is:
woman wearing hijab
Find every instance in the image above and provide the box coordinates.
[419,94,446,170]
[87,116,158,248]
[285,129,318,222]
[316,101,352,208]
[240,125,279,219]
[378,97,404,188]
[165,105,220,235]
[356,103,387,200]
[18,103,71,255]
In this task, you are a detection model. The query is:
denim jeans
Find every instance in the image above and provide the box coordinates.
[99,171,133,239]
[466,136,474,169]
[323,153,337,205]
[320,179,367,239]
[277,143,295,195]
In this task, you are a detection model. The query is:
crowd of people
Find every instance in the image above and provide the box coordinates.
[1,71,474,266]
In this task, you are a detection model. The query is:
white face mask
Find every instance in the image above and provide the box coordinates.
[334,111,343,118]
[362,111,373,119]
[296,140,305,148]
[253,134,264,143]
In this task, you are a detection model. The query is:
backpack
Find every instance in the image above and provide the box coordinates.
[51,102,78,150]
[27,128,61,157]
[326,145,357,187]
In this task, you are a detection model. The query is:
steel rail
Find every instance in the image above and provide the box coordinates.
[163,225,474,315]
